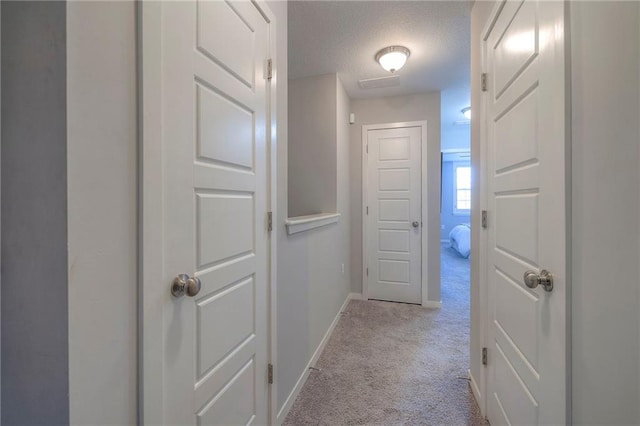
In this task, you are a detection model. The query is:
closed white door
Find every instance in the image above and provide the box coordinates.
[157,1,271,424]
[365,125,423,304]
[484,0,567,424]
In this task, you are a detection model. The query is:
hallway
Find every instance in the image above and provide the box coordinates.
[284,246,484,425]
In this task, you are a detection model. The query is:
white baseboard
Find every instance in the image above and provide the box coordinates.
[469,369,484,416]
[422,300,442,309]
[348,292,363,300]
[276,292,358,424]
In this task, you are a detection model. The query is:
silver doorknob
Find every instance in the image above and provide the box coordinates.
[523,270,553,292]
[412,221,420,228]
[171,273,202,297]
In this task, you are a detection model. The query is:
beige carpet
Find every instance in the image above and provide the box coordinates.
[283,245,487,425]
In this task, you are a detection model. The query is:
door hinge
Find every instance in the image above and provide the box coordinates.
[366,144,368,154]
[482,347,488,366]
[266,58,273,81]
[267,211,273,232]
[481,210,488,229]
[481,73,488,92]
[366,206,369,215]
[268,363,274,384]
[366,267,369,276]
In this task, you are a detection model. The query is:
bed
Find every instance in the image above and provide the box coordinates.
[449,223,471,258]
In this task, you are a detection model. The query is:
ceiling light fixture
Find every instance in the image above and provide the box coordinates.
[461,106,471,120]
[375,46,410,73]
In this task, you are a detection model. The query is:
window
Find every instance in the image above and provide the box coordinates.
[454,164,471,214]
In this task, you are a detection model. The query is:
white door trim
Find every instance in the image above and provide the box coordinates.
[137,1,278,423]
[361,121,429,306]
[474,1,505,416]
[262,0,279,422]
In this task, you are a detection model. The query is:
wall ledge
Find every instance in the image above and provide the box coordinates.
[285,213,340,235]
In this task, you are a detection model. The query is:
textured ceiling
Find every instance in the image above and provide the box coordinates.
[288,0,473,147]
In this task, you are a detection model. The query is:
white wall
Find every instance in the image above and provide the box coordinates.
[288,74,338,217]
[349,92,441,302]
[570,2,640,424]
[67,2,138,424]
[469,0,496,415]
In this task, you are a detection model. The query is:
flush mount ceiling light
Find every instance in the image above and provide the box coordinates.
[375,46,410,73]
[461,106,471,120]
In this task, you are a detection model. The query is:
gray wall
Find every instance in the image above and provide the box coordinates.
[349,92,442,302]
[441,161,471,241]
[288,74,338,217]
[1,2,69,424]
[570,2,640,424]
[66,2,138,424]
[277,69,352,414]
[274,0,352,412]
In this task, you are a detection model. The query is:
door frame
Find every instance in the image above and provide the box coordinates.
[136,1,279,424]
[361,121,430,306]
[474,1,504,416]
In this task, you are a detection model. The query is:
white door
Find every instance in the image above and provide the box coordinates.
[365,125,423,304]
[156,1,271,424]
[484,0,567,424]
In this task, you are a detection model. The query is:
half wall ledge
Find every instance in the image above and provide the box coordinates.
[285,213,341,235]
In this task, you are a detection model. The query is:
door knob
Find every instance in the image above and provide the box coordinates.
[523,270,553,292]
[171,273,202,297]
[412,221,420,228]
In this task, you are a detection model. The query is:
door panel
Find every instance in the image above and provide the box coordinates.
[379,168,411,191]
[196,1,256,87]
[366,126,422,304]
[197,193,255,267]
[379,199,410,221]
[493,0,538,97]
[495,194,539,264]
[485,1,567,425]
[379,137,410,160]
[494,343,538,425]
[196,277,255,378]
[495,270,539,368]
[494,90,538,172]
[160,1,270,424]
[379,230,410,253]
[196,84,254,169]
[196,359,256,425]
[379,259,411,283]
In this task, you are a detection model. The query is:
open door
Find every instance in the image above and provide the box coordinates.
[139,1,275,424]
[483,0,569,424]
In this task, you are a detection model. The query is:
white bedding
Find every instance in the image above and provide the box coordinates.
[449,224,471,258]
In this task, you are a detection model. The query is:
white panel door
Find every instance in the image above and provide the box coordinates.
[484,1,567,425]
[159,1,270,424]
[366,126,422,304]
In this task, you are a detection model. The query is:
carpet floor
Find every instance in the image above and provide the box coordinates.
[283,244,487,426]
